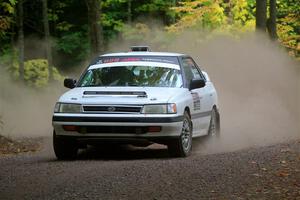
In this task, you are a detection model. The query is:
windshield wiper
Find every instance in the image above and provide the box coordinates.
[127,83,138,86]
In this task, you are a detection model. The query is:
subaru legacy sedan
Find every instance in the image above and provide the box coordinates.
[52,46,220,159]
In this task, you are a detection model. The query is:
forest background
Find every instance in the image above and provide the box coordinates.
[0,0,299,139]
[0,0,299,88]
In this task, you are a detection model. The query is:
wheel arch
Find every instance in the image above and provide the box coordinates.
[212,104,220,128]
[184,106,193,129]
[184,106,191,118]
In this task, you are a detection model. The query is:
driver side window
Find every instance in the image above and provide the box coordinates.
[182,58,202,87]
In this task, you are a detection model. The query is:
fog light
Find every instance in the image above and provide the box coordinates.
[62,125,78,132]
[148,126,161,132]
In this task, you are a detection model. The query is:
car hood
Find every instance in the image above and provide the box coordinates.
[58,87,185,105]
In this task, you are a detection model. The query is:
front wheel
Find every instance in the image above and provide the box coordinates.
[168,111,193,157]
[53,131,78,160]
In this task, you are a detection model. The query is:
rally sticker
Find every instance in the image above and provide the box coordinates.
[191,93,201,110]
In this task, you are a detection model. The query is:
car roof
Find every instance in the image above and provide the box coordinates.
[100,51,186,57]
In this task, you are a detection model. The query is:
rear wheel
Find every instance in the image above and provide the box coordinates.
[168,111,192,157]
[53,131,78,160]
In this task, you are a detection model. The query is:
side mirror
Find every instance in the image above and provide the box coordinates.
[189,78,206,90]
[64,78,76,89]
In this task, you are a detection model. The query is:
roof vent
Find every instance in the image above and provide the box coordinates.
[130,46,151,52]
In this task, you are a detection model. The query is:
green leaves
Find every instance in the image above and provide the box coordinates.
[55,31,89,61]
[1,1,16,14]
[56,32,83,54]
[0,0,17,39]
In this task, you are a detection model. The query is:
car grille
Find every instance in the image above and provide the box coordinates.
[78,126,148,134]
[83,105,142,113]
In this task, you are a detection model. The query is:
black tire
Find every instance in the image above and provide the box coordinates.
[168,111,193,157]
[208,107,220,137]
[53,131,78,160]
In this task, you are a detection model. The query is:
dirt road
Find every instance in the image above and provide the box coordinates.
[0,138,299,200]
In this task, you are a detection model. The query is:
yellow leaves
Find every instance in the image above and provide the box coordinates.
[0,1,17,37]
[280,14,300,26]
[231,0,249,21]
[10,59,64,88]
[0,135,41,155]
[167,0,255,37]
[277,23,298,55]
[24,59,49,88]
[277,14,300,55]
[0,16,11,31]
[142,0,298,59]
[167,0,226,33]
[52,67,64,82]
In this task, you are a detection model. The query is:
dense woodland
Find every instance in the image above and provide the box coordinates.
[0,0,299,88]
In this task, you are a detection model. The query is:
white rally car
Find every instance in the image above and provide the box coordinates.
[52,46,220,159]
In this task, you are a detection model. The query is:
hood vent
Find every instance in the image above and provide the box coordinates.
[83,91,147,98]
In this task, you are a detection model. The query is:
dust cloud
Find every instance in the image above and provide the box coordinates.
[110,29,300,153]
[0,31,299,155]
[183,34,300,153]
[114,29,300,153]
[0,70,65,139]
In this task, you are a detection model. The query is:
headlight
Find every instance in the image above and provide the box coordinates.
[54,103,82,113]
[141,103,177,114]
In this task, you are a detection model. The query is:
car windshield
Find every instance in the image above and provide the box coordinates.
[78,66,183,88]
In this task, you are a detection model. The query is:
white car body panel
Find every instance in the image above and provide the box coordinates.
[59,87,185,105]
[52,52,219,143]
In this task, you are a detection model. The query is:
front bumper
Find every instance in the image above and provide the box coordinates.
[52,114,184,140]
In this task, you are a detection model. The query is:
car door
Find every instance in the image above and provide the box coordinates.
[181,57,211,136]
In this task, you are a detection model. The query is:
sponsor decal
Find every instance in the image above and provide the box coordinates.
[95,56,179,65]
[191,92,201,110]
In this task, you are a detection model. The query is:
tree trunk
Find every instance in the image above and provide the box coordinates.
[255,0,267,32]
[17,0,24,82]
[127,0,132,24]
[11,4,17,71]
[171,0,177,24]
[223,0,233,24]
[267,0,277,40]
[86,0,104,58]
[42,0,53,81]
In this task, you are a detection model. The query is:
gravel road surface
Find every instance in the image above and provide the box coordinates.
[0,138,299,200]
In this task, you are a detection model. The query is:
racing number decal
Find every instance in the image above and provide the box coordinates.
[191,93,201,111]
